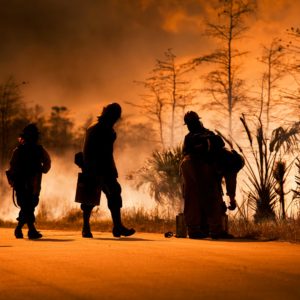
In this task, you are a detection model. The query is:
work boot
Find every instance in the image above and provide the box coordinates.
[110,207,135,237]
[14,227,24,239]
[28,230,43,239]
[188,225,209,239]
[82,207,93,238]
[112,226,135,237]
[28,223,42,239]
[82,227,93,238]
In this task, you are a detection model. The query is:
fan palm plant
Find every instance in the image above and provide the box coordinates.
[237,115,300,222]
[134,146,184,211]
[294,158,300,198]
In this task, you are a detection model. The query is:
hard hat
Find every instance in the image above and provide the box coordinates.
[184,111,200,125]
[101,102,122,119]
[20,123,40,142]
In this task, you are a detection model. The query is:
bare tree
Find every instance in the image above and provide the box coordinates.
[130,49,197,148]
[194,0,255,138]
[132,75,166,147]
[281,27,300,119]
[155,49,196,147]
[258,38,287,133]
[45,106,75,153]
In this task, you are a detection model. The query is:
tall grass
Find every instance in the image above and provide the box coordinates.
[33,206,176,233]
[229,218,300,242]
[1,206,299,242]
[235,115,300,222]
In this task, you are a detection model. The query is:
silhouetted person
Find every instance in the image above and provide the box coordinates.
[76,102,135,238]
[180,111,239,239]
[8,123,51,239]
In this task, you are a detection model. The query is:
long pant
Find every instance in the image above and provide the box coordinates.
[180,156,225,235]
[15,188,39,227]
[81,177,123,228]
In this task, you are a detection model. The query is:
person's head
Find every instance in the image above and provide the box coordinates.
[184,111,203,132]
[20,123,40,144]
[98,102,122,126]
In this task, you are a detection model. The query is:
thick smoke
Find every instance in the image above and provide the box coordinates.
[1,0,300,220]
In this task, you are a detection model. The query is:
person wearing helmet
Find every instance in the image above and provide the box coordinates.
[180,111,237,239]
[75,102,135,238]
[8,123,51,239]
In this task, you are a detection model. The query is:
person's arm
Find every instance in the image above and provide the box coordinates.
[224,171,237,210]
[9,148,19,174]
[41,147,51,173]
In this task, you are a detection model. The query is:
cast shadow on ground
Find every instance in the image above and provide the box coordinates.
[27,238,75,242]
[93,237,154,242]
[167,236,278,243]
[0,245,13,247]
[206,237,278,243]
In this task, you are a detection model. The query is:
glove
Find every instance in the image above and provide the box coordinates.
[221,201,227,213]
[228,198,237,211]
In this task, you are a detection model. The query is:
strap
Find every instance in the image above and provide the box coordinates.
[12,189,19,208]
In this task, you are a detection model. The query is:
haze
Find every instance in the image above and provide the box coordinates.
[1,0,299,122]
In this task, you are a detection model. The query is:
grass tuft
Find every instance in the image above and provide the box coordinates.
[1,208,299,242]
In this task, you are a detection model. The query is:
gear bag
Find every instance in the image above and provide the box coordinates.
[75,172,101,206]
[217,148,245,174]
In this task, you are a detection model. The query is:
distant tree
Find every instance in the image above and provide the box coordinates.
[258,38,288,133]
[45,106,75,153]
[132,74,166,147]
[155,49,196,147]
[72,115,93,151]
[130,49,197,148]
[282,27,300,119]
[0,78,27,174]
[193,0,255,138]
[115,118,155,151]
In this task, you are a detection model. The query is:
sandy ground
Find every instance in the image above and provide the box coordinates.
[0,228,299,300]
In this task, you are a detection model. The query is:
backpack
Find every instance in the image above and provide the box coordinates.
[217,148,245,174]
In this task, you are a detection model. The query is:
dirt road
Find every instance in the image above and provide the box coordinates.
[0,228,299,299]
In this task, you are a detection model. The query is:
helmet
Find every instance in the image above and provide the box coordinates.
[101,102,122,120]
[21,123,40,142]
[184,111,200,125]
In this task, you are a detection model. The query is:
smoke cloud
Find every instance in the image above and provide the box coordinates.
[2,0,299,122]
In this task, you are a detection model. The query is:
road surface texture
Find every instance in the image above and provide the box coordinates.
[0,228,299,300]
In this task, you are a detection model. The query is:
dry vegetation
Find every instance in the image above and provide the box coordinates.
[1,207,299,243]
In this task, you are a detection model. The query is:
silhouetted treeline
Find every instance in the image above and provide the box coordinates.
[0,77,87,174]
[0,77,155,178]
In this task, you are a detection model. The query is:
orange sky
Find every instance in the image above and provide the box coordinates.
[1,0,300,124]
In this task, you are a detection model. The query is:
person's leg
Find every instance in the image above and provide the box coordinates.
[104,179,135,237]
[15,189,26,238]
[27,195,42,239]
[81,204,94,238]
[180,157,209,238]
[208,199,234,239]
[15,211,25,238]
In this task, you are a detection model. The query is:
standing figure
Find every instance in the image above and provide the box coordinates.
[8,123,51,239]
[180,111,238,239]
[76,102,135,238]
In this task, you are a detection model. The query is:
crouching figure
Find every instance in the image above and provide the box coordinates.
[180,111,243,239]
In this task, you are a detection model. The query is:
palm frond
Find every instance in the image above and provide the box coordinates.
[134,146,184,207]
